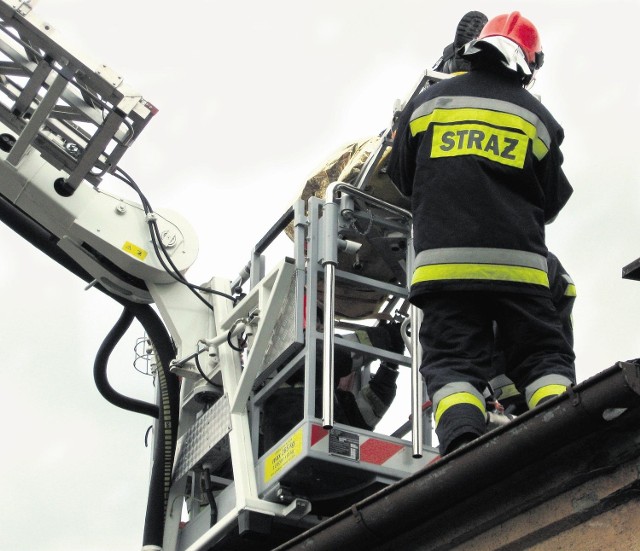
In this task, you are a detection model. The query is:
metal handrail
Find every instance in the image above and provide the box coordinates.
[321,182,422,456]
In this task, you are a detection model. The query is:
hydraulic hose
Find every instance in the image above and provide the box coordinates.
[93,308,159,419]
[103,292,179,550]
[202,467,218,527]
[0,196,179,549]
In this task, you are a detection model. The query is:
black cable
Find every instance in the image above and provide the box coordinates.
[111,168,235,305]
[93,308,159,418]
[146,218,235,301]
[144,425,153,447]
[226,319,246,352]
[227,332,243,352]
[202,468,218,527]
[194,352,223,389]
[147,219,234,307]
[144,219,214,311]
[0,189,178,549]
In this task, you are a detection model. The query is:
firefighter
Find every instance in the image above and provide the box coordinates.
[490,251,576,414]
[332,322,406,431]
[387,12,576,455]
[261,321,405,451]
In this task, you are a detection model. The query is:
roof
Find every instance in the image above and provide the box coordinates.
[275,361,640,550]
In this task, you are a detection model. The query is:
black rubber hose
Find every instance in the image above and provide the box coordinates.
[0,197,179,549]
[87,295,178,548]
[203,467,218,527]
[93,308,159,419]
[120,300,179,550]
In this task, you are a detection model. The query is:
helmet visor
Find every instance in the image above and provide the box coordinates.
[463,35,532,75]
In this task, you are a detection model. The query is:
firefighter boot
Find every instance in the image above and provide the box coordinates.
[440,11,488,73]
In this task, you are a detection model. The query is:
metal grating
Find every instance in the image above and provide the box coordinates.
[172,395,232,481]
[262,271,299,370]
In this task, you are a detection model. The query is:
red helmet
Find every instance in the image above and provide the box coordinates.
[479,12,543,68]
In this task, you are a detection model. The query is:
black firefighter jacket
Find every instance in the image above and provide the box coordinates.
[387,67,573,302]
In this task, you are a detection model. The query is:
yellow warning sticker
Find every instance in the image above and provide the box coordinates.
[122,241,148,260]
[264,428,303,483]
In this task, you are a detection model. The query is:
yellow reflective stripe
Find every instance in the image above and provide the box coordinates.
[410,107,538,141]
[434,391,486,427]
[411,96,552,145]
[532,137,549,160]
[565,283,577,297]
[410,107,550,161]
[498,384,520,400]
[412,263,550,287]
[431,123,528,168]
[354,329,372,346]
[527,384,567,409]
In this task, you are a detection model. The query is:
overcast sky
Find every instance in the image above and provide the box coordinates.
[0,1,639,550]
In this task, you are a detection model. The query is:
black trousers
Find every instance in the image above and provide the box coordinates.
[418,290,576,453]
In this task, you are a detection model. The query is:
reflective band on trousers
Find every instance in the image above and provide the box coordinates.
[434,391,486,427]
[412,248,550,288]
[489,374,520,400]
[527,384,568,409]
[525,374,573,409]
[498,384,520,400]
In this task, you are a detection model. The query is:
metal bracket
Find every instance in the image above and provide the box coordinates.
[282,498,312,520]
[567,384,581,407]
[620,360,640,396]
[14,1,33,16]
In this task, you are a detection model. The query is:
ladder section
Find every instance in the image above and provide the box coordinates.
[0,0,156,191]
